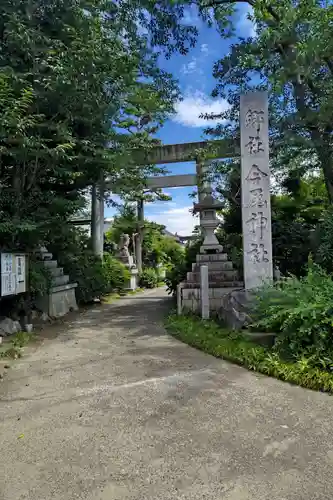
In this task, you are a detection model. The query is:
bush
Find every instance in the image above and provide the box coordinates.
[139,267,159,289]
[47,226,131,303]
[59,251,130,303]
[253,260,333,370]
[28,257,52,298]
[103,253,131,291]
[165,261,187,295]
[165,238,202,295]
[61,252,107,303]
[315,207,333,274]
[165,313,333,394]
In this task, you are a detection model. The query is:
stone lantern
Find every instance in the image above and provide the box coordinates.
[192,194,224,254]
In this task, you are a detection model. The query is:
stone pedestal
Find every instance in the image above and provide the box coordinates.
[125,268,139,291]
[36,283,78,318]
[34,249,78,318]
[178,251,243,315]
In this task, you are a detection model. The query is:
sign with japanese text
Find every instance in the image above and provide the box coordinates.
[240,92,273,289]
[0,253,27,296]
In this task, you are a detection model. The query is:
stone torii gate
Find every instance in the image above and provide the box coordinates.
[91,139,236,263]
[91,91,273,296]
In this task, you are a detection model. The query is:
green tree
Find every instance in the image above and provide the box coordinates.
[0,0,205,251]
[197,0,333,201]
[105,205,184,267]
[213,158,327,276]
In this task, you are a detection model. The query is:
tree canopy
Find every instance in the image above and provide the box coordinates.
[0,0,205,251]
[105,205,184,268]
[195,0,333,202]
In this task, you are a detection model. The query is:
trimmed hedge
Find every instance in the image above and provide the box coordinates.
[165,313,333,394]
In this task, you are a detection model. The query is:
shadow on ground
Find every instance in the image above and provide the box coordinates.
[65,289,175,341]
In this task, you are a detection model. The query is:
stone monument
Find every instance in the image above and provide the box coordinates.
[117,234,131,264]
[217,91,273,329]
[178,179,243,315]
[117,233,138,291]
[177,91,273,325]
[240,91,273,289]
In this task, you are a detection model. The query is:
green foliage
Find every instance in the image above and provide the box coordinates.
[0,346,21,360]
[157,236,185,268]
[165,261,187,296]
[28,258,52,298]
[59,251,130,304]
[103,254,131,291]
[271,196,315,277]
[213,160,326,277]
[166,313,333,394]
[0,0,201,255]
[11,331,34,349]
[139,268,159,289]
[204,0,333,201]
[315,207,333,274]
[105,205,185,268]
[48,224,130,303]
[165,238,202,295]
[0,331,34,359]
[253,262,333,369]
[62,252,107,303]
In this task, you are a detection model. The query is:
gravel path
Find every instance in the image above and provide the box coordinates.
[1,287,333,500]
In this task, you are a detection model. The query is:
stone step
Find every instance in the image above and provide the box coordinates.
[43,260,58,269]
[182,287,243,300]
[33,248,53,261]
[192,261,233,272]
[196,253,229,263]
[49,267,64,277]
[186,270,239,282]
[52,275,70,287]
[50,282,78,293]
[41,252,53,261]
[182,281,244,289]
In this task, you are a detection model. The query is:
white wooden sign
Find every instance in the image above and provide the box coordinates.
[1,253,16,296]
[1,253,27,296]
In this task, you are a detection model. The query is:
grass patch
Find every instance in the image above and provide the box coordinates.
[0,331,35,359]
[165,313,333,394]
[103,287,146,304]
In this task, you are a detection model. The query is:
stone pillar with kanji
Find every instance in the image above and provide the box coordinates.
[240,91,273,289]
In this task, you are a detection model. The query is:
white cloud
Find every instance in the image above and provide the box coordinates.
[182,5,201,26]
[181,39,211,75]
[200,43,209,54]
[181,57,200,75]
[174,90,229,128]
[237,4,256,38]
[147,205,199,236]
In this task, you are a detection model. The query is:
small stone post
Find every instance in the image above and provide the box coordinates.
[136,199,144,272]
[177,284,182,316]
[240,91,273,289]
[91,175,105,258]
[200,265,209,319]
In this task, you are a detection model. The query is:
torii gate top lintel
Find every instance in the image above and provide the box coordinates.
[144,138,237,165]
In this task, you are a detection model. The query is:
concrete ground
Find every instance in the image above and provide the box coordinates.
[1,288,333,500]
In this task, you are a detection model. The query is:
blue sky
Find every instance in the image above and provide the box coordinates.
[105,3,255,236]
